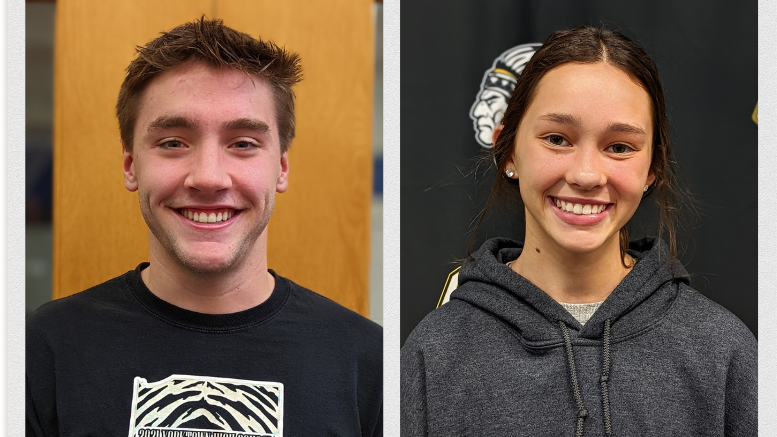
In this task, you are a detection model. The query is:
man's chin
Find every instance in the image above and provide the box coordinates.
[172,251,242,275]
[145,216,268,276]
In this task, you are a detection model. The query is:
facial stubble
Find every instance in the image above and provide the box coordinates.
[138,189,275,276]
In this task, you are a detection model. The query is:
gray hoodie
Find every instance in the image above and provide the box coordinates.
[401,237,756,436]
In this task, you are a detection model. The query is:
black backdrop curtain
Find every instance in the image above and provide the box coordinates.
[400,0,757,345]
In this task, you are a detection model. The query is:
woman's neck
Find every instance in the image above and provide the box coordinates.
[511,233,633,304]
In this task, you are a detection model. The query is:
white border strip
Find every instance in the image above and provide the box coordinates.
[8,0,24,434]
[383,0,399,435]
[759,0,775,434]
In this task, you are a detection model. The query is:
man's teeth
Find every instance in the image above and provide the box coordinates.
[181,210,235,223]
[553,198,606,215]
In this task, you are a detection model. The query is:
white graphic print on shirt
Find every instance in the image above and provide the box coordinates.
[127,375,284,437]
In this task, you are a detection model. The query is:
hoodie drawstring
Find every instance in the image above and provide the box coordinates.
[601,319,613,435]
[559,321,587,437]
[559,319,614,437]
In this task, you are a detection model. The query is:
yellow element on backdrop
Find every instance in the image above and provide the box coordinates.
[437,266,462,308]
[752,102,758,125]
[492,68,517,79]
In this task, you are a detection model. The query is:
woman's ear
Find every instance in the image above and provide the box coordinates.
[647,144,666,188]
[492,125,504,146]
[504,155,517,179]
[493,125,517,178]
[647,169,656,188]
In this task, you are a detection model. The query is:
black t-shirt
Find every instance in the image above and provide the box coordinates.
[27,264,383,436]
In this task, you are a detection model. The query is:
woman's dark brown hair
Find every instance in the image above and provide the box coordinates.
[482,26,686,263]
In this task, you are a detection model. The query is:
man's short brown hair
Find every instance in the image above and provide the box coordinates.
[116,17,303,153]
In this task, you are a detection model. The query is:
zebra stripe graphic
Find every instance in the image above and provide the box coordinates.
[128,375,284,437]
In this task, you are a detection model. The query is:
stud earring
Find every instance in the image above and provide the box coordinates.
[506,169,515,178]
[644,185,649,192]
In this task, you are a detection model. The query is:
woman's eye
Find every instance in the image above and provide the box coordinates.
[544,135,569,146]
[607,143,634,154]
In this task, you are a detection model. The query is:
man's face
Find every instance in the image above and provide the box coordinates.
[123,62,289,274]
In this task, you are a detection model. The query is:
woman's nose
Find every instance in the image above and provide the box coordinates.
[566,146,606,190]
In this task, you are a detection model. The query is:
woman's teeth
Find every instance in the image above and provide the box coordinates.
[553,198,606,215]
[180,209,235,223]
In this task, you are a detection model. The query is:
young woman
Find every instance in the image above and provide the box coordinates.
[401,27,756,436]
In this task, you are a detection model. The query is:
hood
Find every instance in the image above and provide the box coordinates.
[449,238,695,437]
[451,237,691,345]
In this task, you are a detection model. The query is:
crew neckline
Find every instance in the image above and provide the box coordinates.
[125,262,291,332]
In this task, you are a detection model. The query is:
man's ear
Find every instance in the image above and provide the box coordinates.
[276,151,289,193]
[122,145,138,192]
[492,124,504,147]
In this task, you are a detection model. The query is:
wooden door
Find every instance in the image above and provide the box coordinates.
[52,0,374,316]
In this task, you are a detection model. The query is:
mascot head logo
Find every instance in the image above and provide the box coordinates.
[470,43,541,148]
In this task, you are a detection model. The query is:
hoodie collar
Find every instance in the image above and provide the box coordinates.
[452,237,690,344]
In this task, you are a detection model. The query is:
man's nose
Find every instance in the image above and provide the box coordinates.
[566,145,606,190]
[184,145,232,193]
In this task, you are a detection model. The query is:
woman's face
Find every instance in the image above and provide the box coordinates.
[503,62,655,256]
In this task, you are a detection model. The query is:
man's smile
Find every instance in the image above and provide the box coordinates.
[178,208,238,223]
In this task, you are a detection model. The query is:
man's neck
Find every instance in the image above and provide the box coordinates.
[512,231,632,304]
[140,236,275,314]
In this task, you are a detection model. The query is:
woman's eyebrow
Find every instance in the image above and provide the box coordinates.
[538,113,581,127]
[538,113,646,135]
[607,122,646,135]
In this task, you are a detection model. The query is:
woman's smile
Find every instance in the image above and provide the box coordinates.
[548,196,611,226]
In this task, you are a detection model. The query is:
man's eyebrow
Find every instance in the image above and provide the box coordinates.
[221,118,270,133]
[538,113,582,127]
[147,115,198,132]
[607,122,647,135]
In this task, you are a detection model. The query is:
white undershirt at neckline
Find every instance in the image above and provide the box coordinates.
[557,301,604,325]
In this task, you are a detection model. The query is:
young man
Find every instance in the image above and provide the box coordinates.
[27,18,382,437]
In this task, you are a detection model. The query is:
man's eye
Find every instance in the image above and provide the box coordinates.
[161,140,183,148]
[233,141,257,149]
[607,143,634,154]
[544,135,569,146]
